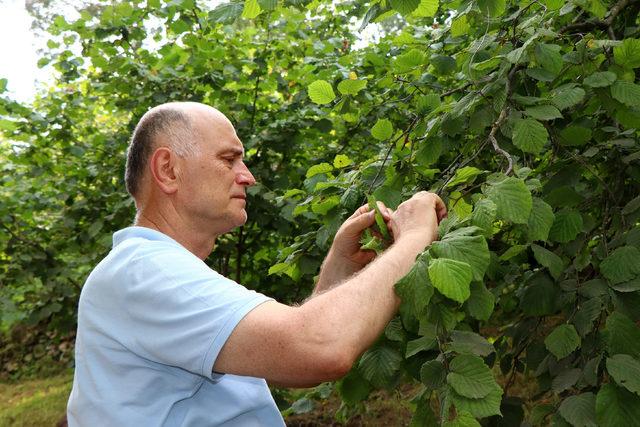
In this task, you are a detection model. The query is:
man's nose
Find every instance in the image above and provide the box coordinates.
[236,162,256,186]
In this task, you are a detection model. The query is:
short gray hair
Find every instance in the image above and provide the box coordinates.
[125,105,200,197]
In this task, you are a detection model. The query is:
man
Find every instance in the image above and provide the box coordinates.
[67,102,446,426]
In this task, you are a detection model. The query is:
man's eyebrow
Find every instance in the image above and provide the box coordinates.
[219,147,245,156]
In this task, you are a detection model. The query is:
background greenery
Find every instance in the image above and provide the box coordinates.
[1,0,639,425]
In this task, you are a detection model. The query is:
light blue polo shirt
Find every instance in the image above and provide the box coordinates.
[67,226,285,426]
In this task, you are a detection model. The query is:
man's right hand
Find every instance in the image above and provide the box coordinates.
[388,191,447,251]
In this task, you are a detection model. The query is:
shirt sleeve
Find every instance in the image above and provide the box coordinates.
[116,243,272,379]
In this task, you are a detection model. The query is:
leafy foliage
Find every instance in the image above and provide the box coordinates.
[1,0,640,423]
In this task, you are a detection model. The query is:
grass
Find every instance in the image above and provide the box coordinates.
[0,372,72,427]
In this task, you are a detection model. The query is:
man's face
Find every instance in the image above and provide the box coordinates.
[177,109,256,235]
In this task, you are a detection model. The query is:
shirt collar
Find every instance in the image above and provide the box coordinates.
[112,226,183,249]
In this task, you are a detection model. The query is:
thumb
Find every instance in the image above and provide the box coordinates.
[344,210,376,235]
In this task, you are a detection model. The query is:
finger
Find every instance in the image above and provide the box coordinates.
[344,210,376,234]
[375,201,393,220]
[348,204,371,219]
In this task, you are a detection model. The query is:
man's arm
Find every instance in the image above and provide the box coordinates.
[214,192,446,387]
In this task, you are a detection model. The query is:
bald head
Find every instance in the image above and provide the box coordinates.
[125,102,225,198]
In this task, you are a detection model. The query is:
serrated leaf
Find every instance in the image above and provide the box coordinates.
[550,85,586,110]
[611,278,640,292]
[572,297,602,337]
[607,354,640,396]
[549,210,583,243]
[532,244,564,279]
[477,0,505,16]
[406,335,437,357]
[614,38,640,69]
[306,162,333,178]
[558,125,592,146]
[337,79,367,95]
[390,0,420,15]
[209,1,243,23]
[395,253,434,318]
[535,44,563,75]
[450,382,503,418]
[394,49,427,73]
[600,246,640,284]
[307,80,336,105]
[552,368,581,393]
[512,118,548,154]
[466,282,495,321]
[337,369,371,405]
[558,393,597,427]
[528,198,555,241]
[450,15,469,37]
[447,166,483,188]
[413,0,439,17]
[431,228,490,281]
[333,154,352,168]
[443,411,481,427]
[583,71,617,87]
[521,272,560,316]
[371,118,394,140]
[472,199,497,237]
[241,0,261,19]
[448,330,494,356]
[420,360,447,389]
[596,384,640,427]
[524,105,563,121]
[447,354,497,399]
[485,176,533,224]
[611,80,640,108]
[605,312,640,358]
[428,258,473,303]
[358,345,402,388]
[545,324,580,360]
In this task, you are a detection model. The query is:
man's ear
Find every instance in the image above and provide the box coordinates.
[149,147,179,194]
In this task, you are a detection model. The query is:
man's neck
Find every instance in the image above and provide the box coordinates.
[135,210,216,260]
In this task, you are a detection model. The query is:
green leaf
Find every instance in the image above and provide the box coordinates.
[448,330,494,356]
[413,0,439,17]
[337,79,367,95]
[614,38,640,69]
[450,383,503,418]
[524,105,563,121]
[534,44,563,75]
[549,210,583,243]
[337,369,371,405]
[241,0,261,19]
[447,354,497,399]
[572,297,602,337]
[333,154,352,169]
[406,335,437,357]
[527,198,555,241]
[394,49,427,73]
[552,368,581,393]
[583,71,617,88]
[596,384,640,427]
[307,80,336,105]
[531,244,564,279]
[545,324,580,360]
[447,166,483,188]
[558,393,597,427]
[611,80,640,108]
[390,0,420,15]
[601,246,640,284]
[605,312,640,358]
[607,354,640,396]
[420,360,447,389]
[477,0,506,17]
[558,126,592,146]
[428,258,473,303]
[395,253,434,318]
[306,162,333,178]
[611,278,640,293]
[431,228,490,281]
[485,176,533,224]
[450,16,470,37]
[550,85,586,110]
[443,411,481,427]
[472,199,497,237]
[358,345,402,388]
[512,118,549,154]
[466,282,495,321]
[522,272,560,316]
[371,119,394,140]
